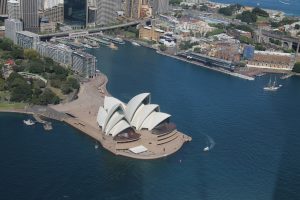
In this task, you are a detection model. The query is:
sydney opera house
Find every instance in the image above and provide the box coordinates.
[96,93,191,158]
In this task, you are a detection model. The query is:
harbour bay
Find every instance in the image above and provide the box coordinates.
[1,43,300,199]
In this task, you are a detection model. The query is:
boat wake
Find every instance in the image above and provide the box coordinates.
[203,134,215,152]
[279,0,290,5]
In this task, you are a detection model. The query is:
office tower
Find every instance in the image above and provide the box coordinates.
[20,0,39,32]
[64,0,87,26]
[95,0,117,26]
[0,0,7,16]
[125,0,142,19]
[43,0,64,23]
[7,0,21,19]
[149,0,169,15]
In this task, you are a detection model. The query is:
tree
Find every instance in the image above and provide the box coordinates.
[0,38,14,51]
[159,44,167,51]
[292,62,300,73]
[61,83,73,94]
[295,24,300,30]
[218,7,233,16]
[200,5,208,12]
[0,78,5,91]
[236,11,257,24]
[24,49,39,60]
[169,0,182,5]
[66,77,80,89]
[10,83,32,102]
[252,7,269,17]
[239,35,254,45]
[37,89,60,105]
[10,46,24,59]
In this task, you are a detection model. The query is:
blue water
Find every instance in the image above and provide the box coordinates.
[1,43,300,200]
[211,0,300,16]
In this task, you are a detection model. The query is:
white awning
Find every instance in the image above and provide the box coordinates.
[129,145,148,154]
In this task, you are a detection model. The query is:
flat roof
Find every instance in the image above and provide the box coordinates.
[129,145,148,154]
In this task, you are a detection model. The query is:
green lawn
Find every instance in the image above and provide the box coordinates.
[0,102,27,110]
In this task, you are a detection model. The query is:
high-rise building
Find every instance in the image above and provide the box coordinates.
[20,0,39,32]
[125,0,142,19]
[7,0,21,19]
[149,0,169,15]
[0,0,8,16]
[4,18,22,43]
[95,0,118,26]
[43,0,64,23]
[64,0,87,27]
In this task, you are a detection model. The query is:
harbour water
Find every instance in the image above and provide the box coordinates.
[1,43,300,199]
[211,0,300,16]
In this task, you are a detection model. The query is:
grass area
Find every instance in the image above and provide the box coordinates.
[0,102,27,110]
[124,31,137,38]
[257,16,269,23]
[48,86,66,100]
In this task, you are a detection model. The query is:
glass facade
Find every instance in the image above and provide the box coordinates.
[64,0,87,26]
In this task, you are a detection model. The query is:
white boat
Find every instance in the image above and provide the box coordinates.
[23,119,35,126]
[131,41,140,46]
[263,77,282,91]
[203,146,210,152]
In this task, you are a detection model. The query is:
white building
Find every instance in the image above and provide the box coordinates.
[4,18,23,44]
[97,93,174,140]
[16,31,39,49]
[36,42,73,66]
[72,51,96,78]
[7,0,21,19]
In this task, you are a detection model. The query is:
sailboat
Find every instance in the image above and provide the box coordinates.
[263,77,282,91]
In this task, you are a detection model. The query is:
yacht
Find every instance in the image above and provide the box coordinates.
[23,119,35,126]
[264,77,282,91]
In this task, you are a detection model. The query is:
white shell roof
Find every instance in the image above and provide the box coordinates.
[125,93,150,122]
[104,96,125,111]
[131,104,160,130]
[97,93,173,136]
[104,111,125,134]
[97,106,107,128]
[103,103,124,131]
[140,112,171,131]
[108,120,131,137]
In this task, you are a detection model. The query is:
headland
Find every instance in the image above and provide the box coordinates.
[0,73,191,160]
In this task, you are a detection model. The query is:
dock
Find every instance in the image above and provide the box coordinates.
[85,36,110,46]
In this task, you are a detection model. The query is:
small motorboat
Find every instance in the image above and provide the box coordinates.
[203,146,210,152]
[95,144,99,149]
[23,119,35,126]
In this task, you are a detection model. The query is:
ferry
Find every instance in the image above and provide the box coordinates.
[23,119,35,126]
[264,77,282,91]
[131,41,141,46]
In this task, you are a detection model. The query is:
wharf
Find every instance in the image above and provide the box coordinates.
[86,36,110,46]
[157,51,254,81]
